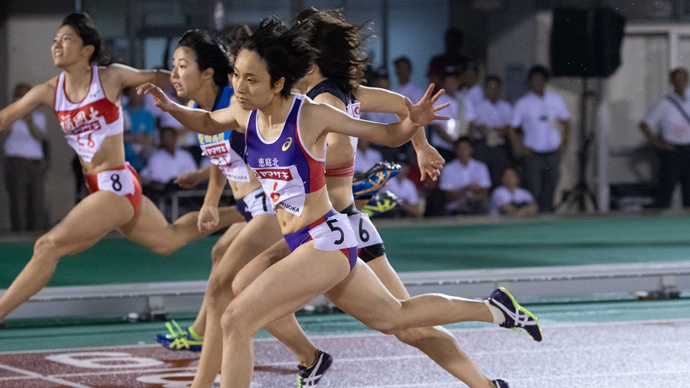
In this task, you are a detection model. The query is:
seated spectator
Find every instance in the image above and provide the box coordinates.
[429,65,476,162]
[439,136,491,215]
[354,139,383,174]
[1,83,47,231]
[491,167,538,216]
[384,157,423,218]
[461,60,484,108]
[393,56,425,103]
[473,75,513,187]
[123,86,156,170]
[140,127,198,188]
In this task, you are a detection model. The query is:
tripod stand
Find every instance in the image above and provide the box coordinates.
[556,77,598,212]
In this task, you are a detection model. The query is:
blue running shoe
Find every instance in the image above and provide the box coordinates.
[155,320,203,352]
[297,349,333,387]
[492,379,510,387]
[352,161,402,199]
[488,288,543,342]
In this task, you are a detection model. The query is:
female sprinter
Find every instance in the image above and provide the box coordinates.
[230,8,511,388]
[156,29,328,386]
[0,13,244,324]
[138,18,541,388]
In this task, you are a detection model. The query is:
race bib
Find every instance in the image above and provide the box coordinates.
[64,126,108,163]
[347,212,384,247]
[309,212,358,251]
[96,169,135,196]
[201,140,251,182]
[254,165,306,216]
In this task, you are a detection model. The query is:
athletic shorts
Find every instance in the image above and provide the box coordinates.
[340,203,386,262]
[84,164,142,213]
[283,209,359,271]
[235,186,276,222]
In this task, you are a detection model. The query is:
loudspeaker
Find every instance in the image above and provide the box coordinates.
[550,7,626,77]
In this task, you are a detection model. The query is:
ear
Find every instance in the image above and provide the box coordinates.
[272,77,285,95]
[202,67,215,82]
[306,65,317,76]
[82,45,95,60]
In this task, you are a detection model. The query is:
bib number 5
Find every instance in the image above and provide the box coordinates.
[326,219,345,245]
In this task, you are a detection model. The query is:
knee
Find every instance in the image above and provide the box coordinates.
[33,234,61,262]
[394,327,428,345]
[366,318,399,335]
[151,244,176,256]
[206,274,234,307]
[211,242,227,266]
[220,301,253,338]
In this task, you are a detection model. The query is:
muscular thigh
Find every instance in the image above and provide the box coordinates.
[325,259,403,326]
[213,214,283,284]
[50,191,134,251]
[230,243,351,331]
[232,238,291,294]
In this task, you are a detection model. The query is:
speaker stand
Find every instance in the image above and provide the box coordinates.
[556,77,598,212]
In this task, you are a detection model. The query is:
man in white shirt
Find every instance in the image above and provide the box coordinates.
[354,139,383,174]
[141,127,198,186]
[1,83,47,231]
[393,56,425,104]
[509,65,570,212]
[439,136,491,215]
[639,67,690,208]
[430,65,476,162]
[473,75,513,187]
[460,60,484,109]
[385,158,423,218]
[490,167,538,216]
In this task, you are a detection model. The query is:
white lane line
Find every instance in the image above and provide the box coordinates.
[0,363,91,387]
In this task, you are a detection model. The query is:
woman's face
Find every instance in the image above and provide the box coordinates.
[51,25,89,68]
[171,47,207,100]
[232,49,283,110]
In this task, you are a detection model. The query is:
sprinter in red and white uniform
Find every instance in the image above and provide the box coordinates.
[0,13,243,324]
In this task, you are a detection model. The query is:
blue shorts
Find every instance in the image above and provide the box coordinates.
[235,187,275,222]
[283,209,359,271]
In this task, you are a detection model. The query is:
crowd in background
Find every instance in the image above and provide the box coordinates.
[5,24,690,231]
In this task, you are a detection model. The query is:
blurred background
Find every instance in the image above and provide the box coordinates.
[1,0,690,230]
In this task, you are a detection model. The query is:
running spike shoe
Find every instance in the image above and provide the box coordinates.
[297,349,333,387]
[155,320,204,352]
[488,287,543,342]
[352,161,402,199]
[362,190,401,217]
[492,379,510,387]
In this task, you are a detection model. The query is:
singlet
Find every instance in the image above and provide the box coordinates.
[306,79,361,177]
[196,86,251,182]
[245,94,325,216]
[54,65,124,162]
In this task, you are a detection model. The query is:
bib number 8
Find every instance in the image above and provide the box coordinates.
[111,173,122,192]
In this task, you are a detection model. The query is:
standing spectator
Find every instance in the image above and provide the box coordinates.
[393,56,425,103]
[0,83,47,231]
[427,28,470,94]
[429,65,476,161]
[123,86,156,170]
[439,137,491,215]
[490,167,538,216]
[509,65,570,212]
[473,75,513,187]
[354,139,383,174]
[639,67,690,208]
[461,60,484,108]
[140,127,197,186]
[385,157,423,218]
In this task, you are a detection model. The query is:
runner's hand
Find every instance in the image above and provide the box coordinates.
[136,82,175,112]
[417,144,444,181]
[197,205,219,233]
[405,84,450,127]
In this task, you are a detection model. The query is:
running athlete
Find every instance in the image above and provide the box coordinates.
[0,13,244,324]
[138,17,542,388]
[151,30,328,387]
[231,9,507,388]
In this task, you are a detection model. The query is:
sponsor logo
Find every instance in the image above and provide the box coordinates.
[255,168,293,181]
[202,143,229,156]
[282,137,293,151]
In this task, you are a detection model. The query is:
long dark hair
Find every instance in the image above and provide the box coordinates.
[60,12,109,65]
[177,29,231,88]
[240,17,317,98]
[294,8,370,95]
